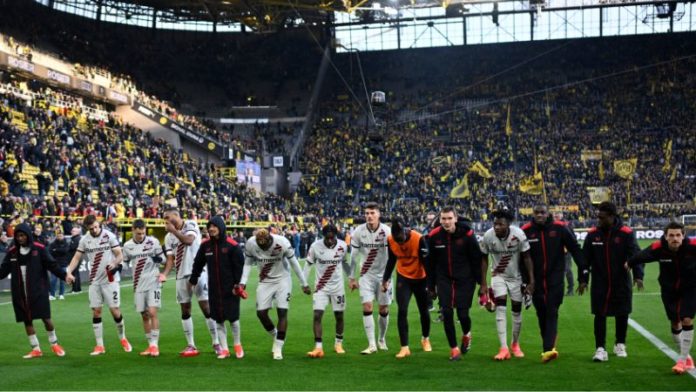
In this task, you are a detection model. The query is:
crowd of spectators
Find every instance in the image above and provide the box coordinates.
[298,34,696,225]
[0,87,320,233]
[0,1,694,230]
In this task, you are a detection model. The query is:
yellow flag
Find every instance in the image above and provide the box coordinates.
[450,173,471,199]
[613,158,637,180]
[670,166,677,182]
[470,161,493,179]
[599,160,605,181]
[587,186,612,204]
[505,104,512,136]
[519,172,544,195]
[662,139,672,173]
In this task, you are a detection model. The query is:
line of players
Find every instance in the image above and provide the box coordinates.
[1,202,694,374]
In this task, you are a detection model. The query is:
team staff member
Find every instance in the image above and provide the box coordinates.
[522,205,587,363]
[581,202,642,362]
[382,217,431,359]
[0,223,67,358]
[426,206,483,361]
[190,216,246,360]
[627,222,696,374]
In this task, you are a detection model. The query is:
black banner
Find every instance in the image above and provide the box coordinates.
[133,102,226,158]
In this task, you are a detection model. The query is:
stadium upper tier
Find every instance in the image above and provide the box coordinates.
[0,86,307,226]
[298,33,696,222]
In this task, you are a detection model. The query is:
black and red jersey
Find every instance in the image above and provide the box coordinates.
[426,223,483,287]
[522,218,587,302]
[628,236,696,291]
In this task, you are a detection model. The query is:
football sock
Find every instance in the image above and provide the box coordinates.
[512,311,522,344]
[115,316,126,340]
[672,328,683,353]
[217,323,229,351]
[206,318,219,345]
[93,318,104,347]
[681,325,693,360]
[150,329,159,347]
[363,312,376,347]
[182,317,195,346]
[378,313,389,342]
[28,334,40,350]
[47,330,58,345]
[232,320,241,346]
[496,306,508,348]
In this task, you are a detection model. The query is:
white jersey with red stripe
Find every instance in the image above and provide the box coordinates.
[164,220,201,279]
[307,239,348,293]
[480,225,530,280]
[351,223,391,279]
[77,228,121,285]
[123,236,164,293]
[244,234,294,284]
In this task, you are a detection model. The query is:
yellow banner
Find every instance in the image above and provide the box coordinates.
[581,149,603,161]
[587,186,612,204]
[519,172,543,195]
[450,173,471,199]
[613,158,637,180]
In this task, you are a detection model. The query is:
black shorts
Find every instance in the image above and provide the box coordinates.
[661,287,696,322]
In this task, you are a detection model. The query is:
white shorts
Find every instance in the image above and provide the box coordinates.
[176,274,209,304]
[313,289,347,312]
[89,282,121,309]
[359,275,392,306]
[491,275,523,303]
[256,279,292,310]
[135,287,162,313]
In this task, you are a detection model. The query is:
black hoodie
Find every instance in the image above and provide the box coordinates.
[190,216,245,322]
[0,223,66,322]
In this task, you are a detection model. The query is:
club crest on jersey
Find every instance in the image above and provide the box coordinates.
[614,237,622,244]
[222,248,228,254]
[32,250,38,256]
[456,238,465,246]
[528,233,537,239]
[549,231,558,238]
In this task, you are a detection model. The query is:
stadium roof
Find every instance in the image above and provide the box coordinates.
[44,0,681,32]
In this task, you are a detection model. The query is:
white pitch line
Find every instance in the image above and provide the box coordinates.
[628,318,696,380]
[0,283,134,306]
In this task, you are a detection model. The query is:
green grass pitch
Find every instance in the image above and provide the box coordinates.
[0,239,694,390]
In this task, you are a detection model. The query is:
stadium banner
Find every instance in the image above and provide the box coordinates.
[47,68,71,85]
[574,229,664,242]
[587,186,612,204]
[78,80,93,93]
[7,55,35,72]
[109,90,129,104]
[133,102,227,158]
[613,158,637,179]
[581,149,603,161]
[519,205,579,215]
